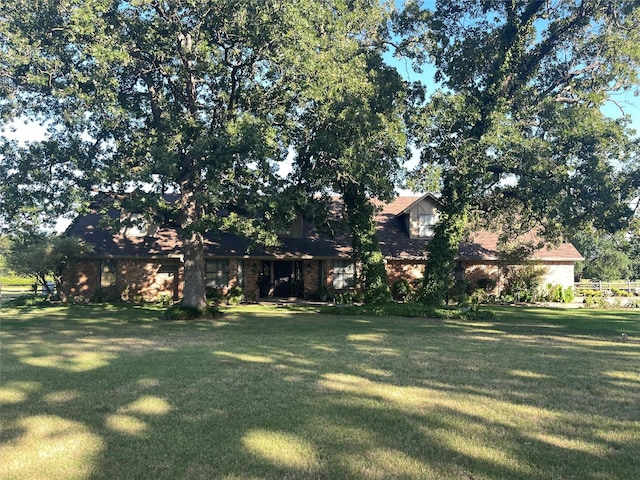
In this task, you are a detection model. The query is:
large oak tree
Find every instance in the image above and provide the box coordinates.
[403,0,640,304]
[0,0,402,307]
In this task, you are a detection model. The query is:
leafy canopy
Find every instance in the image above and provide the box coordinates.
[402,0,640,304]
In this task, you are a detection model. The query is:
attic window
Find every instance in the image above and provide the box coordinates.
[418,214,438,237]
[122,214,157,237]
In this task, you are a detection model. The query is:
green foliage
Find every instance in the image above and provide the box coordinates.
[156,294,173,307]
[546,285,575,304]
[502,264,547,303]
[419,210,467,306]
[343,193,392,304]
[391,279,411,301]
[206,287,225,304]
[319,301,494,321]
[1,0,404,308]
[611,288,633,297]
[5,234,92,300]
[89,286,121,304]
[334,291,355,306]
[405,1,639,302]
[205,286,244,305]
[226,286,244,306]
[581,289,604,298]
[284,4,407,305]
[572,227,635,281]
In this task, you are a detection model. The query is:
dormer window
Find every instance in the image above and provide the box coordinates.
[418,214,438,237]
[121,213,158,237]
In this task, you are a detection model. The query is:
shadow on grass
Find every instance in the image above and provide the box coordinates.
[1,303,639,479]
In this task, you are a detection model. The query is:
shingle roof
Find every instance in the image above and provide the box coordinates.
[67,196,583,262]
[66,210,352,259]
[459,229,584,261]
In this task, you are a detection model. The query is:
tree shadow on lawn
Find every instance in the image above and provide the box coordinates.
[1,305,639,479]
[486,306,640,338]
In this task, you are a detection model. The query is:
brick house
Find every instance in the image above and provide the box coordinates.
[62,194,583,301]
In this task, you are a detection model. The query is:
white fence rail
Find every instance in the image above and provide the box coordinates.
[574,280,640,295]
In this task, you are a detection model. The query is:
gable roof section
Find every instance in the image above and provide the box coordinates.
[392,193,442,217]
[374,196,430,259]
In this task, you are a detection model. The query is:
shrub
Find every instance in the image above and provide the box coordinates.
[581,289,603,297]
[6,294,48,307]
[475,277,497,292]
[318,301,494,321]
[335,292,354,305]
[157,294,173,307]
[549,284,563,302]
[562,287,575,303]
[90,286,120,303]
[70,294,87,304]
[206,287,224,304]
[391,279,411,301]
[226,286,244,305]
[502,264,547,303]
[611,288,632,297]
[164,305,222,321]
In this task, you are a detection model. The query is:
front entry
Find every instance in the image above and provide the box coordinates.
[271,260,304,298]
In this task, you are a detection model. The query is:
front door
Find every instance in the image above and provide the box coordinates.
[273,261,293,297]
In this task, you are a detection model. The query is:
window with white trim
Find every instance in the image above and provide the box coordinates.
[418,213,438,237]
[205,259,229,288]
[333,260,355,289]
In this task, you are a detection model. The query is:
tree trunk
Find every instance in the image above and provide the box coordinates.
[53,275,66,302]
[180,179,207,309]
[182,230,207,308]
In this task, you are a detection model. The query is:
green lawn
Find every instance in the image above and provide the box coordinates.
[1,304,639,479]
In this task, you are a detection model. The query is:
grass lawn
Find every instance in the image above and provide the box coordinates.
[1,304,639,479]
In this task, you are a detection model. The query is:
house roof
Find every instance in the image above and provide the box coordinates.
[375,196,583,262]
[459,229,584,262]
[67,210,353,259]
[67,196,583,262]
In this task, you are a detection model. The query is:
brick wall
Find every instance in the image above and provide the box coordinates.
[302,260,320,298]
[63,258,183,301]
[243,260,261,301]
[63,259,99,299]
[385,260,425,285]
[119,259,182,301]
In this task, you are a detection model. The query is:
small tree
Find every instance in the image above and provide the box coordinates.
[495,242,547,302]
[6,235,92,301]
